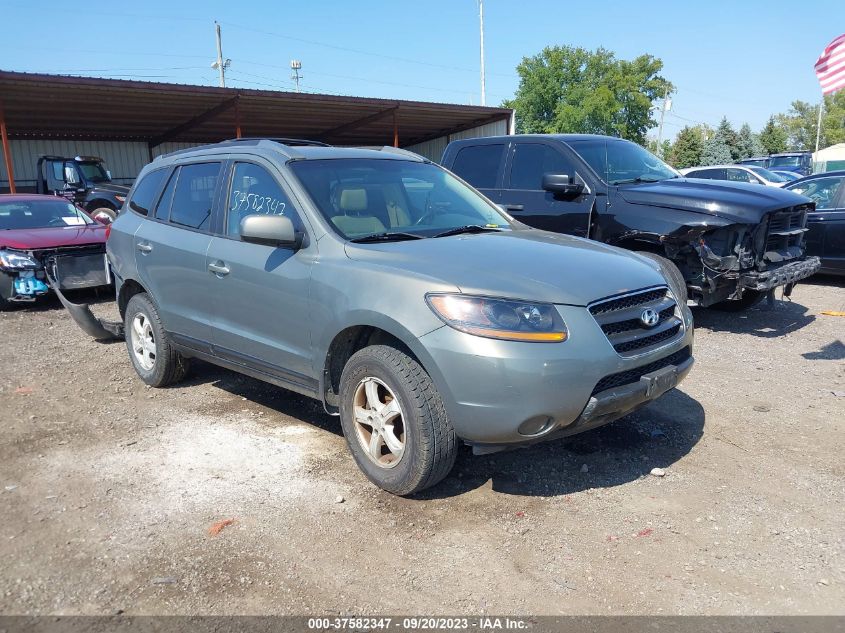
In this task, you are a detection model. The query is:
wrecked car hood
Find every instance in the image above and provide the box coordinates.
[344,229,665,306]
[0,225,107,250]
[618,178,812,224]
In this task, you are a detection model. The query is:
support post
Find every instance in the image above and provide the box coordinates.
[814,99,824,155]
[393,110,399,147]
[235,98,242,138]
[0,100,16,193]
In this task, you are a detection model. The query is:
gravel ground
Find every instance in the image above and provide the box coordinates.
[0,278,843,616]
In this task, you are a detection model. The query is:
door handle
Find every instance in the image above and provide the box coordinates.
[136,243,152,253]
[208,262,230,276]
[505,204,524,211]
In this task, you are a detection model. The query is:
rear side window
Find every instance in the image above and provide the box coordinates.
[509,143,574,190]
[691,168,725,180]
[128,169,168,216]
[726,168,753,183]
[168,162,220,231]
[451,144,504,189]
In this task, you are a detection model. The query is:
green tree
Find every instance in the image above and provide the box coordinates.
[504,45,672,145]
[670,126,704,168]
[780,101,819,150]
[821,90,845,146]
[715,117,740,161]
[701,130,733,165]
[736,123,764,159]
[759,116,788,155]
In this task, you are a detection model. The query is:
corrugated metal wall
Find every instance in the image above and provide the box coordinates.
[405,119,509,162]
[0,140,151,189]
[1,119,509,189]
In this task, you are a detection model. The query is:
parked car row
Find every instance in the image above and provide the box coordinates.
[737,151,814,176]
[1,135,838,496]
[680,164,789,187]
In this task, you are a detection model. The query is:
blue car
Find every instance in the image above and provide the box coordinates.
[785,170,845,275]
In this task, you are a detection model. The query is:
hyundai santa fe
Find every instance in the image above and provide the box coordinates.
[103,138,695,495]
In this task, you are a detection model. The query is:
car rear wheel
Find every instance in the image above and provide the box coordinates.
[338,345,457,496]
[124,293,190,387]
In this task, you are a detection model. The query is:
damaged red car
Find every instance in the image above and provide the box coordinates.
[0,194,111,309]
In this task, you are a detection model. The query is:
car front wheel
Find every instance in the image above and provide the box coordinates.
[339,345,457,496]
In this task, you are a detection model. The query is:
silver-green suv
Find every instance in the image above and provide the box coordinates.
[106,138,694,495]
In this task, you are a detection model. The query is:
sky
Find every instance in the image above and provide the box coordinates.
[1,0,842,140]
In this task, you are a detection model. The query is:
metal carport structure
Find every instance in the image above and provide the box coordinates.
[0,70,513,192]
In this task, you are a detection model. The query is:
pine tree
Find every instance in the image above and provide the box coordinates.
[701,132,733,165]
[715,117,741,161]
[670,126,703,168]
[737,123,765,159]
[759,115,788,155]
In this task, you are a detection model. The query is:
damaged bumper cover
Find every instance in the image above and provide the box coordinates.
[44,266,124,341]
[739,256,821,292]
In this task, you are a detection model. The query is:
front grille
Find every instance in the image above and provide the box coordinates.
[589,286,684,356]
[765,206,808,254]
[591,346,692,396]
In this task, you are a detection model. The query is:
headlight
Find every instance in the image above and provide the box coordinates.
[426,293,568,342]
[0,250,39,270]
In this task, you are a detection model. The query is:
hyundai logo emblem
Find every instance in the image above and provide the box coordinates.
[640,308,660,327]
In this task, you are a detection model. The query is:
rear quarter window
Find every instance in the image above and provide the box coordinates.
[128,169,168,216]
[450,144,504,189]
[168,162,221,231]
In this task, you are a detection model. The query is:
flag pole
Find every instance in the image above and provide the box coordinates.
[814,98,824,155]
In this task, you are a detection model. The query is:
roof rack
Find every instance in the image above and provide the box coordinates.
[221,137,330,147]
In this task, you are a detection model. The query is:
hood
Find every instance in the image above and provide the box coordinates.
[618,178,811,223]
[0,225,107,250]
[90,182,130,195]
[344,229,665,306]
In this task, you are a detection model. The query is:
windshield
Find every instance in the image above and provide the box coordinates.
[77,161,111,183]
[774,171,799,181]
[769,155,801,168]
[290,158,511,239]
[0,199,94,230]
[740,159,767,167]
[567,139,679,185]
[749,166,787,182]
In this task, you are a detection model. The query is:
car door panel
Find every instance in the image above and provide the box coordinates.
[133,162,223,345]
[206,160,314,381]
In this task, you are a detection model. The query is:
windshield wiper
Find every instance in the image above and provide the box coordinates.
[349,231,424,243]
[433,225,503,238]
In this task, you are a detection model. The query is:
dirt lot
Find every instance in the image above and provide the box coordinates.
[1,279,843,616]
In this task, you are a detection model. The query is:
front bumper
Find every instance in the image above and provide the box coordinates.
[740,256,821,292]
[416,302,695,448]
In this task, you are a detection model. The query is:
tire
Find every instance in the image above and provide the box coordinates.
[636,251,688,304]
[338,345,457,496]
[710,289,766,312]
[90,207,116,223]
[124,293,189,387]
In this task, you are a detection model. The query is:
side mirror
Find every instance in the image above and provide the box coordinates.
[240,214,301,249]
[542,173,584,196]
[64,166,80,185]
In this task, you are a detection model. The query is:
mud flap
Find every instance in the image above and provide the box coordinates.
[44,266,124,341]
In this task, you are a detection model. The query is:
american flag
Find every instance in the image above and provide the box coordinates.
[815,34,845,95]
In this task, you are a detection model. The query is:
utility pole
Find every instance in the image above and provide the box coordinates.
[290,60,303,93]
[814,100,824,154]
[478,0,486,106]
[655,88,671,158]
[211,21,231,88]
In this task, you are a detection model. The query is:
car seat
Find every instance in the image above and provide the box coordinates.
[331,186,386,236]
